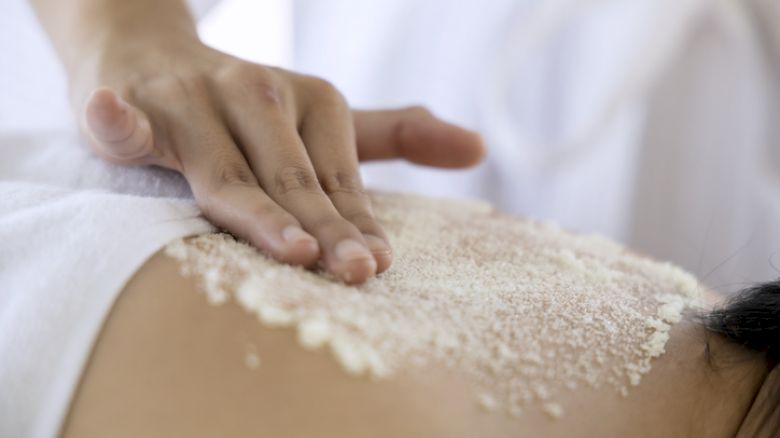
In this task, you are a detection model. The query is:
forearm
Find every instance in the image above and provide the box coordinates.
[29,0,199,88]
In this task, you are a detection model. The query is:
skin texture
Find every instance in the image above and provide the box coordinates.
[28,0,485,284]
[61,250,771,437]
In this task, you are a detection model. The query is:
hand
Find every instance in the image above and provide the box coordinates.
[78,42,484,284]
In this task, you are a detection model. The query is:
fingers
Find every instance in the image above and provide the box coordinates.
[85,72,480,284]
[83,87,156,165]
[219,69,377,283]
[193,181,320,267]
[353,106,486,168]
[298,78,393,273]
[168,102,320,267]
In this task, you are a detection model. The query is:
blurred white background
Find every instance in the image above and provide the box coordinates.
[0,0,292,132]
[198,0,293,68]
[2,0,780,292]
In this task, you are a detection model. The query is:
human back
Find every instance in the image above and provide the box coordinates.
[62,192,772,437]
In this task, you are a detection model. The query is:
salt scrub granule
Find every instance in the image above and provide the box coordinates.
[244,343,261,370]
[478,393,499,412]
[165,191,702,420]
[543,402,564,419]
[298,319,331,350]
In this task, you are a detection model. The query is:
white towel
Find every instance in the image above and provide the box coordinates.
[0,130,213,437]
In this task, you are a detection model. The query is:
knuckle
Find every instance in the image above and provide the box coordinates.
[221,64,284,107]
[308,214,350,234]
[305,76,345,105]
[249,200,284,221]
[217,63,251,83]
[343,210,376,227]
[155,74,211,101]
[274,165,321,195]
[321,171,365,196]
[404,105,433,119]
[395,105,432,144]
[211,161,256,188]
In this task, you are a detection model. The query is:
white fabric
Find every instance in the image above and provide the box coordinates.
[292,0,780,292]
[0,132,213,437]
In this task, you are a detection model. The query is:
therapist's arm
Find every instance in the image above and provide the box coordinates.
[28,0,484,284]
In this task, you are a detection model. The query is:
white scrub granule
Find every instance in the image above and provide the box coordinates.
[244,343,261,370]
[543,402,564,419]
[478,393,499,412]
[165,192,701,419]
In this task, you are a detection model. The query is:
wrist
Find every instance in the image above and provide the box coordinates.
[67,29,205,107]
[59,1,201,102]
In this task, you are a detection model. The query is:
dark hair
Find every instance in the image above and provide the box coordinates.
[703,280,780,366]
[702,280,780,436]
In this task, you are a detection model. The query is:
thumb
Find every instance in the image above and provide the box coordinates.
[83,87,155,165]
[353,106,485,168]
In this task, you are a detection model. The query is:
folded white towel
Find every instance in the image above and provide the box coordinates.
[0,131,213,437]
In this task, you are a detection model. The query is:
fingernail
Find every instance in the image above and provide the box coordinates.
[363,234,391,255]
[282,225,316,245]
[334,239,373,262]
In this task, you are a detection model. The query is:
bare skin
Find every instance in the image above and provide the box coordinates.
[61,250,771,437]
[28,0,485,284]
